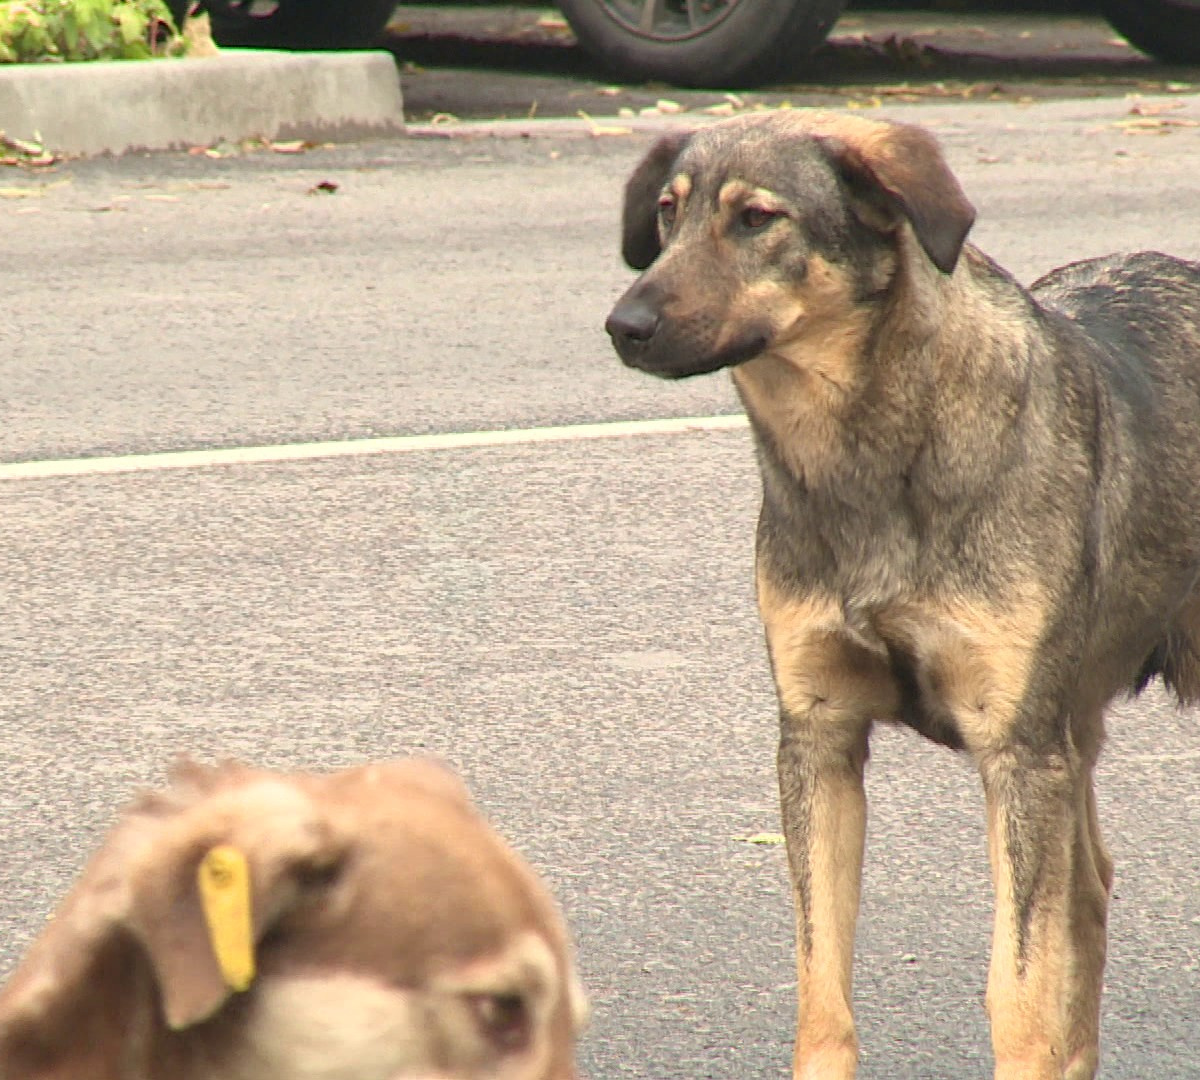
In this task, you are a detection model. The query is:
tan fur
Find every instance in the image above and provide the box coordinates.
[732,258,873,487]
[875,589,1046,752]
[0,759,585,1080]
[757,575,901,728]
[983,781,1073,1080]
[789,769,865,1080]
[717,180,788,215]
[758,574,873,1080]
[758,574,1046,752]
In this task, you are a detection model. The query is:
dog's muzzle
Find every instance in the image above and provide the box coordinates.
[607,282,770,379]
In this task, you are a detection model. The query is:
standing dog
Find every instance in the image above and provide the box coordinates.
[605,110,1200,1079]
[0,758,586,1080]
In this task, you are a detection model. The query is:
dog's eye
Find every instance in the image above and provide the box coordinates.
[469,992,530,1052]
[741,206,781,231]
[657,196,677,228]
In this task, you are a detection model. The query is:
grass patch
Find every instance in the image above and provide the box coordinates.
[0,0,184,62]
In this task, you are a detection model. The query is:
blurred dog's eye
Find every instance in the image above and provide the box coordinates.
[295,857,343,891]
[470,992,530,1052]
[657,196,677,228]
[741,206,781,230]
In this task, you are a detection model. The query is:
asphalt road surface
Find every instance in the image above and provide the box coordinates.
[3,92,1200,1077]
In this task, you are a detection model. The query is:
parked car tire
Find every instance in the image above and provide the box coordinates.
[179,0,396,50]
[1099,0,1200,64]
[556,0,848,88]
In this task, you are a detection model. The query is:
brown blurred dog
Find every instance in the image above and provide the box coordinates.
[0,758,586,1080]
[606,110,1200,1079]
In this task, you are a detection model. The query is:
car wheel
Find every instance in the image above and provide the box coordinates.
[1099,0,1200,64]
[556,0,848,88]
[198,0,397,50]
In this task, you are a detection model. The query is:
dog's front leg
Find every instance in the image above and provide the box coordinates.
[759,579,899,1078]
[778,703,871,1080]
[977,741,1084,1080]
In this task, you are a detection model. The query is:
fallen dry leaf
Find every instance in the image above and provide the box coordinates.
[8,151,55,167]
[576,110,632,137]
[735,832,787,846]
[0,132,57,167]
[1127,99,1185,117]
[1115,116,1200,133]
[2,134,43,156]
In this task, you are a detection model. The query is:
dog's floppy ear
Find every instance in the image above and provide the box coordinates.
[811,118,975,274]
[123,773,347,1030]
[621,130,693,270]
[0,762,348,1075]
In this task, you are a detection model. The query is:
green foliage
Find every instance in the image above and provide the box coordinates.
[0,0,184,62]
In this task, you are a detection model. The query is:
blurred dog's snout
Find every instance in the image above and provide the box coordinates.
[605,298,660,349]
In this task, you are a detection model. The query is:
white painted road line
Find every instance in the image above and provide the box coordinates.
[0,414,751,481]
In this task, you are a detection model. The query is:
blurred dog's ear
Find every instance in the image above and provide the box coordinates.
[125,784,347,1030]
[132,758,468,1031]
[808,117,976,273]
[621,130,693,270]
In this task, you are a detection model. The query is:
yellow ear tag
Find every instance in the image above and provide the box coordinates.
[197,845,256,993]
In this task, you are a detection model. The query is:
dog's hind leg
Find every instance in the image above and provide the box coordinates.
[1063,718,1113,1080]
[977,740,1085,1080]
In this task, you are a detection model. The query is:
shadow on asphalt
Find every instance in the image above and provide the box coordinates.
[385,28,1190,83]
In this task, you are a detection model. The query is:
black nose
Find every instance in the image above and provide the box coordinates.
[605,298,660,348]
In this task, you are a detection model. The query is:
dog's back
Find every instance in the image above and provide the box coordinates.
[1033,251,1200,703]
[1034,251,1200,404]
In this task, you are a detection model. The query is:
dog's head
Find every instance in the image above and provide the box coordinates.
[605,111,976,379]
[0,758,587,1080]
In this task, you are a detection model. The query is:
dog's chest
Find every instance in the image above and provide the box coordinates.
[760,577,1042,754]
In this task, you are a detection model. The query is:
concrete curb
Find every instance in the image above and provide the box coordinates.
[0,50,404,157]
